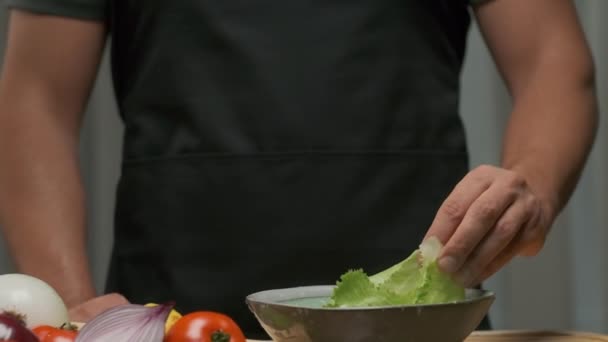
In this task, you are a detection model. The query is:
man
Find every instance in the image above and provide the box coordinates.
[0,0,597,338]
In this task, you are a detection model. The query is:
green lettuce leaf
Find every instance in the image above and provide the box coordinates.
[325,237,465,308]
[414,260,465,304]
[325,270,397,308]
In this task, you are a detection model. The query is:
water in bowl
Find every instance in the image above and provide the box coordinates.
[280,296,329,308]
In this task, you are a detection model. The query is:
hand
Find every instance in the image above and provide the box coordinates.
[425,165,555,287]
[68,293,130,322]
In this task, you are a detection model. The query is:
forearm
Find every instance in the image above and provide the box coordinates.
[0,103,95,308]
[501,65,598,218]
[474,0,598,220]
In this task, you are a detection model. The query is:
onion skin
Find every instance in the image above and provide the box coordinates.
[75,303,174,342]
[0,312,39,342]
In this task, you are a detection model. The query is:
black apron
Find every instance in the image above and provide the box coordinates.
[104,0,489,337]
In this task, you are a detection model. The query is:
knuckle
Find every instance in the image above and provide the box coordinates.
[441,200,465,223]
[495,219,518,239]
[468,165,492,180]
[475,164,496,174]
[465,164,495,186]
[525,212,544,235]
[501,186,520,202]
[525,195,537,207]
[528,197,543,214]
[526,206,541,226]
[472,201,499,220]
[505,171,527,189]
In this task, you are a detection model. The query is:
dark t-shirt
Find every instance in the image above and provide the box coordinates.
[5,0,491,336]
[6,0,106,20]
[5,0,489,21]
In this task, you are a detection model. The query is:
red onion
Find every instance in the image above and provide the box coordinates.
[0,311,39,342]
[75,302,174,342]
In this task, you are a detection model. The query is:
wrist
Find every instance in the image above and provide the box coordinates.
[60,272,97,308]
[16,264,96,308]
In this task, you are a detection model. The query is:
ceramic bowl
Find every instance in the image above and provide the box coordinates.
[246,285,494,342]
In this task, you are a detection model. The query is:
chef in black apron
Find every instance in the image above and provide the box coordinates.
[3,0,596,339]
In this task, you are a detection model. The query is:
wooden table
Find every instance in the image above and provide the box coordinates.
[248,330,608,342]
[466,331,608,341]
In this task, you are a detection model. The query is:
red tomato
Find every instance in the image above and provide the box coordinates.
[43,329,77,342]
[165,311,246,342]
[31,325,56,340]
[31,325,77,342]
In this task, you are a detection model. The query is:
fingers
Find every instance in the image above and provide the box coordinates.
[425,165,552,287]
[68,293,130,322]
[437,176,520,276]
[517,197,547,257]
[476,229,526,284]
[471,200,545,285]
[425,167,493,245]
[453,198,532,286]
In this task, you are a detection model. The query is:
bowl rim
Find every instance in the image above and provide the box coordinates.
[246,285,495,311]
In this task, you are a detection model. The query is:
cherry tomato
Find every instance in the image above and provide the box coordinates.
[31,325,56,340]
[31,325,77,342]
[164,311,246,342]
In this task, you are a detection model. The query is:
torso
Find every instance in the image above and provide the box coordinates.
[104,1,474,337]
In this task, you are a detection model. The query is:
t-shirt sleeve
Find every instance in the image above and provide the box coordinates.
[4,0,106,21]
[469,0,494,6]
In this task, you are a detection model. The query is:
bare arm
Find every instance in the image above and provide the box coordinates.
[0,10,106,308]
[477,0,597,224]
[426,0,597,286]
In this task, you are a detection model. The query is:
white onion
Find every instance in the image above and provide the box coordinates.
[0,273,70,328]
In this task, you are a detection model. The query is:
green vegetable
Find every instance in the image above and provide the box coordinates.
[325,237,465,308]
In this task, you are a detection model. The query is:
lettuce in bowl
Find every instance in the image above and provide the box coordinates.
[325,237,465,308]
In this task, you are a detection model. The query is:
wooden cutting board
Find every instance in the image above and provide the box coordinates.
[247,330,608,342]
[466,330,608,341]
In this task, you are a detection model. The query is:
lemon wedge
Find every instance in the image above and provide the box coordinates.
[145,303,182,334]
